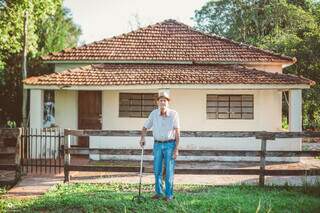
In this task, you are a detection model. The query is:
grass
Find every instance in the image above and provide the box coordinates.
[1,183,320,213]
[0,187,6,196]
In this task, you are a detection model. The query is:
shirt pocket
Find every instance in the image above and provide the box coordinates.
[165,116,175,130]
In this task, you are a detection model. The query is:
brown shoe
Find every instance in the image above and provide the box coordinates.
[163,197,174,202]
[151,194,162,200]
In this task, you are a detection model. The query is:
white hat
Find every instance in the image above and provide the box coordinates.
[157,90,170,101]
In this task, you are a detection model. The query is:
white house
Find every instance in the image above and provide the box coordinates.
[23,20,314,162]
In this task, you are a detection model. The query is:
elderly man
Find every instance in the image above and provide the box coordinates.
[140,91,180,202]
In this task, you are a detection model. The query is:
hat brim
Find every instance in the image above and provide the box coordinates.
[157,96,170,101]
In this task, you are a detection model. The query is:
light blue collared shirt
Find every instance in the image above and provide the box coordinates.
[143,108,180,141]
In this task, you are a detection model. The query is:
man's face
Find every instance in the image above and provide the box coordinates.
[157,97,169,109]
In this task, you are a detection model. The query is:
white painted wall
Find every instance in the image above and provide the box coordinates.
[30,89,43,128]
[101,89,282,131]
[89,89,299,162]
[55,90,78,145]
[55,90,78,129]
[288,89,303,156]
[51,88,300,162]
[289,90,302,132]
[29,89,44,159]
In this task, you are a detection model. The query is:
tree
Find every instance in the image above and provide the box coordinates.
[0,0,60,68]
[37,7,81,56]
[194,0,320,129]
[0,0,81,127]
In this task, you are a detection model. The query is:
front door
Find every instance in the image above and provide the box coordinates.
[78,91,102,147]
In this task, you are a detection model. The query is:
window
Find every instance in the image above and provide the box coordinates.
[119,93,158,118]
[43,90,56,127]
[207,94,254,119]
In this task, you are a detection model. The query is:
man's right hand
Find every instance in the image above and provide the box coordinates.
[140,139,145,148]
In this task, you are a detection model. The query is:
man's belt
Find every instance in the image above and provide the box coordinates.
[154,139,176,143]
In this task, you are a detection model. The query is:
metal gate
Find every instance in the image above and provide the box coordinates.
[21,128,64,174]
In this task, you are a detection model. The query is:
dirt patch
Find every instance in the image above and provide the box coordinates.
[68,157,320,186]
[3,176,63,199]
[3,156,320,199]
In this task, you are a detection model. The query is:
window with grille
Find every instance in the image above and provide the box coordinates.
[207,94,254,119]
[119,93,158,118]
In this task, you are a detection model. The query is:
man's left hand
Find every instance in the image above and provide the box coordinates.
[173,149,179,160]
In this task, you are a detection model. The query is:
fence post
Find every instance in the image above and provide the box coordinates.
[255,131,276,187]
[64,129,71,182]
[15,128,22,182]
[259,137,267,186]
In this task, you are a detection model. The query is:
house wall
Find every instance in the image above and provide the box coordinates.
[57,88,281,131]
[30,90,43,128]
[55,90,78,129]
[33,88,300,162]
[55,90,78,145]
[89,89,299,162]
[49,63,301,161]
[101,89,282,131]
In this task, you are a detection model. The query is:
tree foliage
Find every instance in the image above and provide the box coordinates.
[194,0,320,129]
[0,0,81,126]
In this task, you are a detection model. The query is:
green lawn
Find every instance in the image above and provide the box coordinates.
[0,187,6,196]
[1,183,320,213]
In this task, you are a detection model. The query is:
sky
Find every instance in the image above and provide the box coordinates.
[63,0,208,45]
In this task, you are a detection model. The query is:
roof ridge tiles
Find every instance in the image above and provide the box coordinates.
[42,19,296,64]
[183,24,295,62]
[154,20,281,57]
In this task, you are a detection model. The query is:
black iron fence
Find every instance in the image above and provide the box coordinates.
[21,128,64,174]
[0,127,64,186]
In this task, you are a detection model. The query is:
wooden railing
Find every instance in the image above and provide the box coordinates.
[64,129,320,186]
[0,128,320,186]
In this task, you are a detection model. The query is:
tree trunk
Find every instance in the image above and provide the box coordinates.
[21,11,28,127]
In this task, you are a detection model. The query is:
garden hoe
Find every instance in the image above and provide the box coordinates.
[132,145,146,203]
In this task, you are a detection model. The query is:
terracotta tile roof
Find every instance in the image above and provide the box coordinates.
[42,19,295,64]
[23,64,314,86]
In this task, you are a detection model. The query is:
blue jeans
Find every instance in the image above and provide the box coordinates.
[153,140,176,199]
